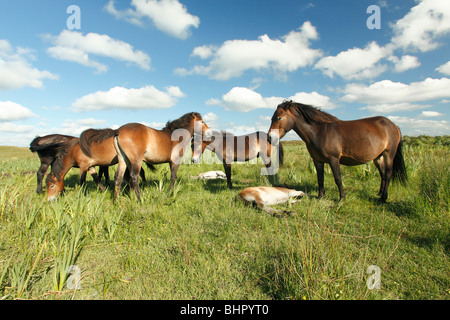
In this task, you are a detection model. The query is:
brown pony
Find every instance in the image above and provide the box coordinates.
[191,131,284,189]
[46,129,149,201]
[30,134,79,194]
[268,101,407,202]
[113,112,212,201]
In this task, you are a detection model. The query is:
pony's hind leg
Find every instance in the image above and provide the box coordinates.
[328,158,345,200]
[129,163,142,201]
[114,161,127,201]
[373,155,386,197]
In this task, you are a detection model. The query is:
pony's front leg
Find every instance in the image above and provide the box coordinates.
[87,167,105,191]
[222,160,232,189]
[79,169,88,186]
[36,162,49,194]
[169,162,179,189]
[313,161,325,198]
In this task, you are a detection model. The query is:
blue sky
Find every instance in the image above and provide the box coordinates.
[0,0,449,147]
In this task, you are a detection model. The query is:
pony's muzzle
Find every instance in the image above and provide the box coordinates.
[268,131,279,145]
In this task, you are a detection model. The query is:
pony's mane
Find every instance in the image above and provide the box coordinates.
[280,100,339,124]
[80,128,117,157]
[163,112,202,132]
[46,138,79,183]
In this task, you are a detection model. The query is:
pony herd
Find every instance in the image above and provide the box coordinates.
[30,101,407,214]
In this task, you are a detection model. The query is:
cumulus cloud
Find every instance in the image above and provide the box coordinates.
[72,85,185,112]
[105,0,200,39]
[342,78,450,104]
[388,55,421,73]
[0,122,35,133]
[177,21,322,80]
[45,30,151,73]
[208,87,336,112]
[436,61,450,75]
[390,0,450,52]
[389,115,450,136]
[59,118,108,136]
[421,110,445,117]
[0,101,36,121]
[0,39,57,90]
[314,0,450,80]
[314,42,389,80]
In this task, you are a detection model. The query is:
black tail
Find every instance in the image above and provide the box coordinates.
[145,162,157,172]
[29,136,73,159]
[392,140,407,184]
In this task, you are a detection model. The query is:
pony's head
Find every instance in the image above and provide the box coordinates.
[268,101,296,145]
[46,171,64,201]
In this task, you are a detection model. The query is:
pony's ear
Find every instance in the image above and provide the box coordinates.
[281,100,292,110]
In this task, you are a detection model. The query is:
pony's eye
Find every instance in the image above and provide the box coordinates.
[277,117,284,121]
[50,185,55,189]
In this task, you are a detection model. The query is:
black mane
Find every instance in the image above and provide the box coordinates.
[163,112,202,131]
[79,128,117,157]
[279,100,339,124]
[46,138,79,183]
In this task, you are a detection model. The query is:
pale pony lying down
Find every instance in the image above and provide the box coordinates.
[191,170,227,180]
[237,186,306,217]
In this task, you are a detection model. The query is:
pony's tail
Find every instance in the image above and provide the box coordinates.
[392,139,407,184]
[29,136,70,158]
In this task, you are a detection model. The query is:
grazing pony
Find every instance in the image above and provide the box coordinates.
[237,186,306,217]
[113,112,212,201]
[268,101,407,202]
[30,134,79,194]
[46,129,150,201]
[191,131,283,189]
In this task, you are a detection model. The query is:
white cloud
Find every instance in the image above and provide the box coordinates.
[314,0,450,80]
[209,87,336,112]
[389,115,450,136]
[60,118,108,136]
[436,61,450,75]
[388,55,421,73]
[72,85,185,112]
[361,103,431,114]
[314,41,389,80]
[46,30,151,72]
[342,78,450,105]
[0,101,36,121]
[105,0,200,40]
[0,122,35,133]
[421,110,444,117]
[191,45,215,59]
[390,0,450,52]
[289,92,337,110]
[177,21,322,80]
[0,39,57,90]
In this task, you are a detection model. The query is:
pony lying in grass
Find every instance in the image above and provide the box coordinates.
[236,186,306,217]
[190,170,227,180]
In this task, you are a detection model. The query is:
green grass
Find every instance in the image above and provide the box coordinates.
[0,136,449,300]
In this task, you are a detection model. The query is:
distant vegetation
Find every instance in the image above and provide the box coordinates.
[0,135,448,300]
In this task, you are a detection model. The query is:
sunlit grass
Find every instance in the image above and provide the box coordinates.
[0,137,448,300]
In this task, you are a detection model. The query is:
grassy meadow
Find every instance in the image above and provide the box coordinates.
[0,136,448,300]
